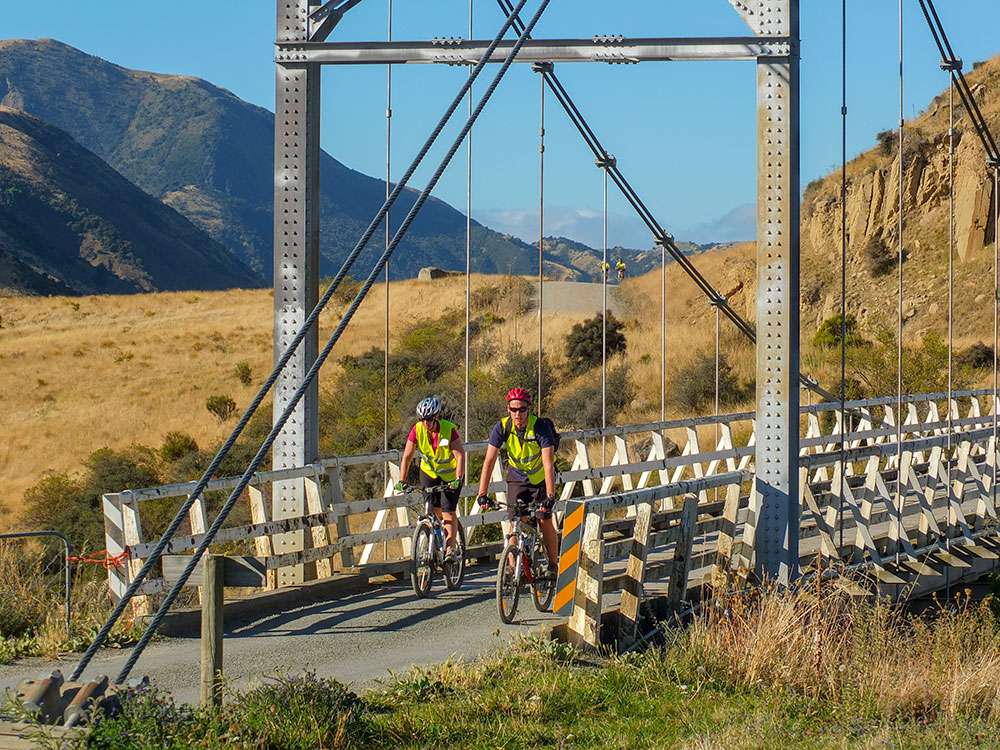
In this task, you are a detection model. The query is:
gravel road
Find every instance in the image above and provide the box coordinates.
[532,280,623,317]
[0,566,561,705]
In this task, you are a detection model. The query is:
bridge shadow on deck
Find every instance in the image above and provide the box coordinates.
[223,570,499,639]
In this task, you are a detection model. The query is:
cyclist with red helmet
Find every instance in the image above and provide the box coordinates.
[397,396,466,561]
[476,387,559,580]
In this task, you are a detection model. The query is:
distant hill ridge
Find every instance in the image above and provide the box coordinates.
[0,39,558,283]
[0,106,261,295]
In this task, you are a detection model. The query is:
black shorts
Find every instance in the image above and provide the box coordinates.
[420,471,460,513]
[505,480,551,522]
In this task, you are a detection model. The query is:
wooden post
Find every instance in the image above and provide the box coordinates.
[666,494,698,613]
[712,482,742,588]
[568,510,605,650]
[200,554,224,707]
[617,500,652,651]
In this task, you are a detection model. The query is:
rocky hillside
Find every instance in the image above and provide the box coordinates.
[0,107,262,295]
[801,54,1000,343]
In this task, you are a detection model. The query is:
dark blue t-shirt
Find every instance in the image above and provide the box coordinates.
[488,416,556,484]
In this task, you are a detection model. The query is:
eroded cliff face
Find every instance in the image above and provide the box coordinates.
[800,56,1000,341]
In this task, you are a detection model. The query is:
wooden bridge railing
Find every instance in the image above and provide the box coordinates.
[102,389,1000,632]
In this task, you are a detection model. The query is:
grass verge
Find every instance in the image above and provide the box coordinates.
[14,585,1000,749]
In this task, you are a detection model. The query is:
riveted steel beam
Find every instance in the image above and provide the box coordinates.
[275,36,790,65]
[750,0,800,585]
[274,0,322,586]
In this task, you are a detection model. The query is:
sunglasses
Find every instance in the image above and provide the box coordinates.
[507,405,529,414]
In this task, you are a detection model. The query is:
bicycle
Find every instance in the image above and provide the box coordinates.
[408,483,466,598]
[489,499,555,623]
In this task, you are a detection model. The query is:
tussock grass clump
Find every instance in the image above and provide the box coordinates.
[684,584,1000,723]
[0,541,139,662]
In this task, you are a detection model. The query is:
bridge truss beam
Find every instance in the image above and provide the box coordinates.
[748,0,800,584]
[275,36,791,65]
[273,0,323,586]
[272,0,802,586]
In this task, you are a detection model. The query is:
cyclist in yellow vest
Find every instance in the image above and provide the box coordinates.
[599,260,611,282]
[615,257,626,281]
[396,397,466,560]
[475,387,559,580]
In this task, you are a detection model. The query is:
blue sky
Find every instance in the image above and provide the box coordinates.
[5,1,1000,248]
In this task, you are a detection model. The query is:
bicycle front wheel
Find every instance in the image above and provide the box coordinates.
[531,535,555,613]
[411,523,435,598]
[496,543,521,623]
[444,521,467,591]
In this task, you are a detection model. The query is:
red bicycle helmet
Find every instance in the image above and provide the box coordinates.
[505,387,533,404]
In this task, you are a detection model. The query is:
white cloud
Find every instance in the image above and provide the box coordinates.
[476,205,653,249]
[680,203,756,245]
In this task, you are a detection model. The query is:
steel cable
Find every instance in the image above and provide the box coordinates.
[71,0,538,683]
[895,0,904,569]
[107,0,552,685]
[838,0,848,555]
[495,0,833,399]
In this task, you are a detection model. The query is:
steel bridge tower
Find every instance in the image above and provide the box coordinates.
[271,0,801,583]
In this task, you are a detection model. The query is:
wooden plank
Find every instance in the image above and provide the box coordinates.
[162,555,266,588]
[666,494,699,612]
[617,500,653,651]
[568,510,605,650]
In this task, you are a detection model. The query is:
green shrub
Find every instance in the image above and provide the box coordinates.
[205,394,237,422]
[234,360,252,385]
[956,342,995,369]
[876,129,896,155]
[565,312,626,375]
[160,432,199,463]
[864,236,896,276]
[550,366,633,429]
[813,313,864,349]
[671,352,750,412]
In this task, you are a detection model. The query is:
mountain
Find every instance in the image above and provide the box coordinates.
[539,236,704,281]
[0,38,550,282]
[800,54,1000,341]
[0,106,263,295]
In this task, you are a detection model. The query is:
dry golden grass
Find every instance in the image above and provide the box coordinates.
[0,276,519,522]
[690,583,1000,723]
[0,249,769,526]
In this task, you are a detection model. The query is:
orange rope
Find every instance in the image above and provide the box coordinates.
[67,549,129,569]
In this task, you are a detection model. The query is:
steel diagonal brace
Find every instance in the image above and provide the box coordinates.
[309,0,368,42]
[497,0,834,402]
[917,0,1000,164]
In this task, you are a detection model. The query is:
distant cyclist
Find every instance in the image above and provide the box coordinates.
[616,257,626,281]
[396,397,466,561]
[600,260,610,282]
[476,387,559,580]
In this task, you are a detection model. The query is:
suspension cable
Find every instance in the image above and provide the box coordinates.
[894,0,904,569]
[107,0,551,687]
[994,164,999,512]
[661,223,666,422]
[838,0,848,555]
[537,62,546,405]
[917,0,1000,162]
[601,160,608,456]
[465,0,473,443]
[947,73,956,552]
[383,0,392,464]
[493,0,834,400]
[71,0,542,683]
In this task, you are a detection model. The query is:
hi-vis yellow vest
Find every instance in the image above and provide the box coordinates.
[415,419,458,481]
[502,414,545,485]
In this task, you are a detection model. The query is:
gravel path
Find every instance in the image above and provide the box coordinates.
[0,566,561,705]
[531,280,623,317]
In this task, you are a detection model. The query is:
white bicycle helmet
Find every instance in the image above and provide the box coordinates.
[416,396,442,420]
